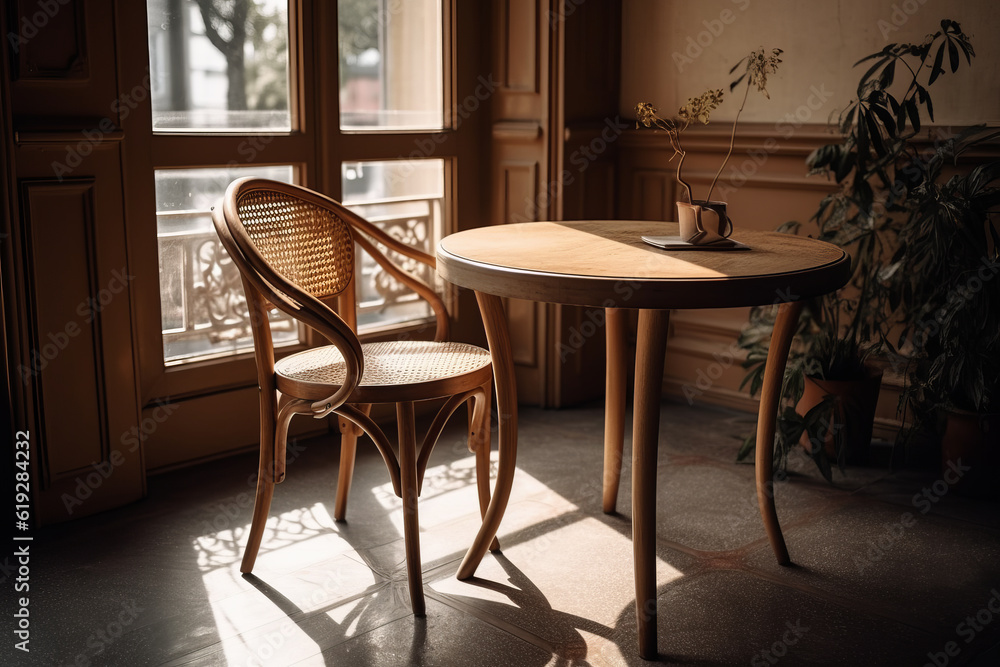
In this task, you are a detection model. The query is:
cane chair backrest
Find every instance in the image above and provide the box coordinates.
[233,186,356,301]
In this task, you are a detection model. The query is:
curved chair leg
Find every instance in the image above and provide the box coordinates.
[755,300,803,566]
[335,405,369,522]
[397,401,425,616]
[334,429,357,522]
[242,399,279,573]
[603,308,629,514]
[241,474,275,573]
[470,380,500,551]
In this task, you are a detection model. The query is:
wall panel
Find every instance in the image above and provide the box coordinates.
[618,122,905,436]
[21,179,106,479]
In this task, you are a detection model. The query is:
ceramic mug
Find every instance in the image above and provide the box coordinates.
[676,200,734,245]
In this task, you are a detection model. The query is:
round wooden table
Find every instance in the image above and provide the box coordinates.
[437,220,850,659]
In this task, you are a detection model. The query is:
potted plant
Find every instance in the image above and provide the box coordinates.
[738,292,883,481]
[880,126,1000,496]
[738,20,996,483]
[635,47,783,242]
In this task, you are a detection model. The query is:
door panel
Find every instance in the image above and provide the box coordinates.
[21,178,113,478]
[491,1,552,406]
[3,1,146,524]
[9,141,144,524]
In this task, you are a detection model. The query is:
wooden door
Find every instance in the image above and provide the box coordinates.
[2,0,492,524]
[2,1,145,523]
[490,0,621,407]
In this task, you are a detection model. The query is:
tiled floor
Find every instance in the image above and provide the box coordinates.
[17,400,1000,665]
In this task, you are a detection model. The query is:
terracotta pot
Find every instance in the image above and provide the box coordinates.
[940,410,1000,499]
[796,367,883,465]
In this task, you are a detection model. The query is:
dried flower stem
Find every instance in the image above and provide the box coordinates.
[636,48,781,205]
[660,117,694,203]
[635,95,722,204]
[707,82,750,201]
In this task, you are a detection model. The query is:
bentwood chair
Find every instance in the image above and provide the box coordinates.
[212,177,496,615]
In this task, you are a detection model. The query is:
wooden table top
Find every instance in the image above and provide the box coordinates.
[437,220,850,309]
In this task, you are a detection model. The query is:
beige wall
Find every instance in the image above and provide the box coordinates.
[616,0,999,433]
[621,0,1000,126]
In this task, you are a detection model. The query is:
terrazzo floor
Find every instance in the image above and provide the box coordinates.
[11,400,1000,666]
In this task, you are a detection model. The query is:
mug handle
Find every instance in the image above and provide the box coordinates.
[721,214,734,238]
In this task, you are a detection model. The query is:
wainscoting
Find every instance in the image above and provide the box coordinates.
[617,122,909,440]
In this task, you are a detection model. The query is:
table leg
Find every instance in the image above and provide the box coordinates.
[633,309,670,660]
[603,308,628,514]
[755,300,803,566]
[457,292,518,580]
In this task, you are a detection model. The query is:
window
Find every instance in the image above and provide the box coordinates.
[140,0,460,382]
[342,159,445,331]
[147,0,302,366]
[125,0,482,464]
[147,0,292,131]
[155,165,298,364]
[337,0,443,130]
[337,0,451,334]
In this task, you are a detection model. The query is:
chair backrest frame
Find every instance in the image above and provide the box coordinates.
[212,177,455,411]
[213,178,363,412]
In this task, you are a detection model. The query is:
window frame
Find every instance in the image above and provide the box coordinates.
[125,0,478,408]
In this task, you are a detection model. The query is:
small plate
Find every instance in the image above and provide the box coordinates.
[641,235,750,251]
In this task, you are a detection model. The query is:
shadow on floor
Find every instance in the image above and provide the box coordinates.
[19,399,1000,666]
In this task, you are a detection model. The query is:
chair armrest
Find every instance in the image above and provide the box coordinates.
[212,202,365,412]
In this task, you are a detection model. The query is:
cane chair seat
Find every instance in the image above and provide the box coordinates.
[275,340,493,403]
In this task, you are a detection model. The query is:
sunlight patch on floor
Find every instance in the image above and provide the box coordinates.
[189,452,681,664]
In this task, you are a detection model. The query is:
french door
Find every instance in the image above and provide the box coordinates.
[127,0,490,471]
[3,0,490,523]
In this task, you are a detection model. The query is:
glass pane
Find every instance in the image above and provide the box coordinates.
[338,0,443,130]
[147,0,291,131]
[155,165,299,364]
[342,160,445,330]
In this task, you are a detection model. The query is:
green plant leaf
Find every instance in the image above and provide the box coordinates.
[878,60,896,89]
[750,369,764,397]
[886,92,901,121]
[858,57,889,94]
[776,220,802,234]
[857,110,872,157]
[813,448,834,482]
[957,35,975,64]
[834,149,855,183]
[871,103,897,140]
[929,42,946,84]
[729,71,747,92]
[736,432,755,462]
[806,144,836,171]
[947,37,960,73]
[840,104,858,135]
[905,98,921,133]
